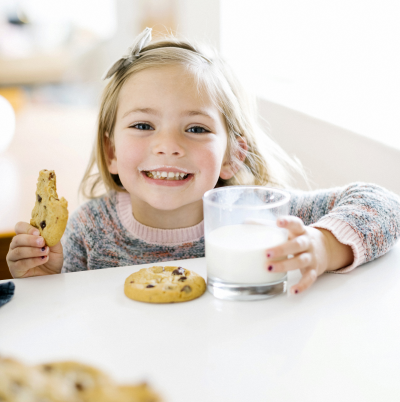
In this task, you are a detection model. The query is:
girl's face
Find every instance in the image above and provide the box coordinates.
[108,65,235,226]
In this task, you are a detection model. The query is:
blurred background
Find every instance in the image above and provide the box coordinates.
[1,0,399,278]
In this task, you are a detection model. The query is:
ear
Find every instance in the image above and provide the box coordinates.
[104,133,118,174]
[219,136,248,180]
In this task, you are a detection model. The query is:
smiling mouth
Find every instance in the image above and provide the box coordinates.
[143,171,191,181]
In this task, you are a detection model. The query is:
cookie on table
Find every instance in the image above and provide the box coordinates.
[124,266,206,303]
[36,360,114,400]
[1,357,163,402]
[0,357,74,402]
[85,382,162,402]
[117,383,163,402]
[0,357,38,401]
[30,169,68,247]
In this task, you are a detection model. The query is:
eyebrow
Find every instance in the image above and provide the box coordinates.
[122,108,160,118]
[122,108,215,120]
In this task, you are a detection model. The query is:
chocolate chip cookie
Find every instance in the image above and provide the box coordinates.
[85,382,162,402]
[0,357,75,402]
[36,361,114,397]
[30,169,68,247]
[1,356,163,402]
[124,266,206,303]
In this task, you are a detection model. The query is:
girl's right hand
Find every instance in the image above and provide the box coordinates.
[6,222,64,278]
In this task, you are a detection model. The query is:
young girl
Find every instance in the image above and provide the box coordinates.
[7,28,400,294]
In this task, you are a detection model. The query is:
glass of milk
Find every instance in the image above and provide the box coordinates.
[203,186,290,301]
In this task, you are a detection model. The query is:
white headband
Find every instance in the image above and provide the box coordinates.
[102,27,152,80]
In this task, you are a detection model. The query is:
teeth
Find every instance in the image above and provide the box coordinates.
[145,171,189,180]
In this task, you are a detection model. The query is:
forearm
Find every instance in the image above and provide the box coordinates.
[317,228,354,272]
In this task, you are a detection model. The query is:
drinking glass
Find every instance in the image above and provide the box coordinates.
[203,186,290,301]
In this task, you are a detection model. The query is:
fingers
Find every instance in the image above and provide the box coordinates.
[277,216,306,238]
[7,245,49,262]
[15,221,40,236]
[266,234,310,260]
[266,252,312,273]
[7,221,49,278]
[10,233,45,250]
[10,255,50,278]
[290,268,318,295]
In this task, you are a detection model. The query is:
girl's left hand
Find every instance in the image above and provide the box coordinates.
[265,216,332,294]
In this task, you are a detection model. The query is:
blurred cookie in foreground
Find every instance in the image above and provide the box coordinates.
[36,360,114,400]
[30,169,68,247]
[0,357,75,402]
[85,383,161,402]
[124,266,206,303]
[0,356,162,402]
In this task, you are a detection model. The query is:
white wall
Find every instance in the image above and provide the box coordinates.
[258,98,400,195]
[220,0,400,150]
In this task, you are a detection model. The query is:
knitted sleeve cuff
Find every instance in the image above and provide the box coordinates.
[310,217,366,274]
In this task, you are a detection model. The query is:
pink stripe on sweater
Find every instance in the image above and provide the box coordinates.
[311,217,366,273]
[116,192,204,246]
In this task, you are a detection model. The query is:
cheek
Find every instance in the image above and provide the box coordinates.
[196,140,226,175]
[115,137,146,167]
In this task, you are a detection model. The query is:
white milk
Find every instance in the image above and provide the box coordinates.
[205,224,288,284]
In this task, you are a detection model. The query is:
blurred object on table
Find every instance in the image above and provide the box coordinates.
[0,356,163,401]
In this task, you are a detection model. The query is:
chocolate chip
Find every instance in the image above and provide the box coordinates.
[40,221,46,229]
[172,267,185,275]
[130,281,134,283]
[146,284,155,288]
[178,276,187,282]
[75,382,84,391]
[49,172,54,179]
[42,364,53,372]
[11,380,23,393]
[37,194,42,202]
[181,285,192,293]
[12,380,22,389]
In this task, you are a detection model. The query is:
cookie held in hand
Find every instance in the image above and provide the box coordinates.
[30,169,68,247]
[124,266,206,303]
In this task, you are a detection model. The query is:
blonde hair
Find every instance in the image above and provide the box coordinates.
[80,34,306,199]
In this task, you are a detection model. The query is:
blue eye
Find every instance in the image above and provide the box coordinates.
[187,126,209,134]
[131,123,154,130]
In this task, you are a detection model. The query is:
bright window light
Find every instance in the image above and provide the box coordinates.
[220,0,400,149]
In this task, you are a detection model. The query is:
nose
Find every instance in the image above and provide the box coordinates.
[151,129,185,157]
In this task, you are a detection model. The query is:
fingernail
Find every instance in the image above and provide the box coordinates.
[266,252,273,258]
[37,238,44,246]
[41,247,46,252]
[268,265,273,271]
[33,230,40,236]
[278,218,286,225]
[295,289,299,294]
[41,256,46,260]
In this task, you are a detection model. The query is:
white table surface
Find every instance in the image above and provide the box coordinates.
[1,244,400,402]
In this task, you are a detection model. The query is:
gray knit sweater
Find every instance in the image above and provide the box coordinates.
[61,183,400,273]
